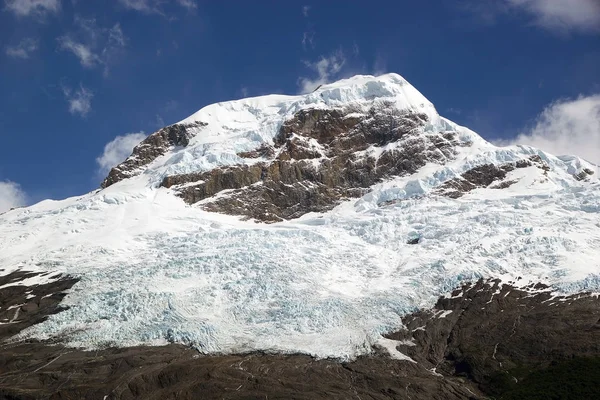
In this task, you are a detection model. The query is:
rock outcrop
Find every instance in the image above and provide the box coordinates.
[436,155,550,198]
[161,103,470,221]
[0,270,78,340]
[101,122,207,189]
[387,278,600,395]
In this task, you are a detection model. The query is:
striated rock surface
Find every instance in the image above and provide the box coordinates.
[161,103,469,221]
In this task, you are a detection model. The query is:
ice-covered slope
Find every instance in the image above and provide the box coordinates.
[1,74,599,359]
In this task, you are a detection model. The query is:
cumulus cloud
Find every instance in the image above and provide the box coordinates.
[5,38,38,59]
[62,84,93,117]
[506,0,600,33]
[58,17,126,74]
[466,0,600,34]
[96,132,147,175]
[4,0,60,17]
[298,50,346,94]
[496,94,600,164]
[0,181,26,213]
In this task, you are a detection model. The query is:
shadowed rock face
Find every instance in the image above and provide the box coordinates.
[0,270,78,340]
[162,103,470,222]
[0,276,598,399]
[387,279,600,394]
[101,122,207,189]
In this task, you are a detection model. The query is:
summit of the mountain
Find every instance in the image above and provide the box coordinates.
[100,73,595,222]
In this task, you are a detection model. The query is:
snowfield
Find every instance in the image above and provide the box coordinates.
[0,74,599,359]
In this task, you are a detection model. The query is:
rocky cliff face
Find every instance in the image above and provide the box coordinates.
[157,103,468,222]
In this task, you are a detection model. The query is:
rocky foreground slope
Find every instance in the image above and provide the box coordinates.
[0,274,598,399]
[0,73,599,398]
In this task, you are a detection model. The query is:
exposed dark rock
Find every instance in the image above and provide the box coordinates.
[575,167,595,181]
[437,155,550,198]
[101,122,207,189]
[163,103,469,222]
[386,278,600,395]
[0,270,78,340]
[236,143,276,159]
[406,236,420,245]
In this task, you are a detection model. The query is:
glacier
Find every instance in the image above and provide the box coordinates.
[0,73,599,359]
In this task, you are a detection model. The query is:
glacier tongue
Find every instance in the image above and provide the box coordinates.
[1,73,599,359]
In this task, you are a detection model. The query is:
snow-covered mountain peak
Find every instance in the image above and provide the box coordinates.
[102,73,474,193]
[1,73,599,360]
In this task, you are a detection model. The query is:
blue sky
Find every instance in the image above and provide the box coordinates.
[1,0,599,211]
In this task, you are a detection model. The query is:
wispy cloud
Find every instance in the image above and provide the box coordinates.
[496,94,600,164]
[302,29,315,50]
[508,0,600,33]
[176,0,197,10]
[57,17,126,74]
[300,4,315,50]
[96,132,147,175]
[4,0,60,17]
[302,5,310,17]
[62,84,93,117]
[117,0,197,15]
[117,0,162,14]
[58,36,99,67]
[5,38,38,59]
[298,49,346,93]
[465,0,600,34]
[0,180,27,213]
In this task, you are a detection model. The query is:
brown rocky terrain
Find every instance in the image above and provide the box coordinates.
[160,103,470,222]
[1,272,598,400]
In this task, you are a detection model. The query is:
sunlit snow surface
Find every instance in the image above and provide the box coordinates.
[1,74,599,359]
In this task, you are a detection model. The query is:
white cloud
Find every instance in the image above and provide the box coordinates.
[62,84,93,117]
[118,0,196,15]
[4,0,60,17]
[466,0,600,33]
[497,94,600,164]
[5,38,38,59]
[176,0,196,10]
[0,181,26,213]
[57,36,99,67]
[58,18,126,73]
[117,0,161,14]
[96,132,147,174]
[298,50,346,94]
[506,0,600,33]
